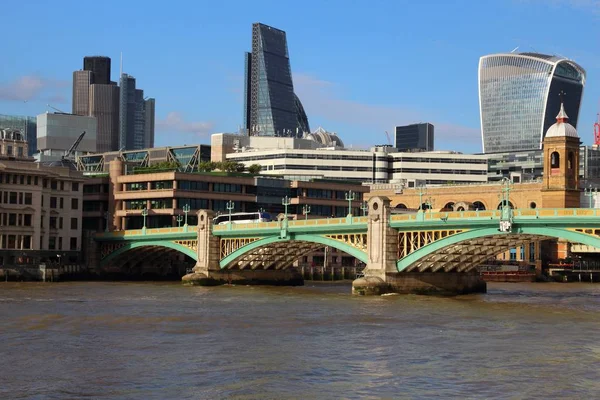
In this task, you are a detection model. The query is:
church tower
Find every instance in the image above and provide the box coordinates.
[541,103,580,208]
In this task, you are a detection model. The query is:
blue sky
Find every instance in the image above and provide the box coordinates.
[0,0,598,154]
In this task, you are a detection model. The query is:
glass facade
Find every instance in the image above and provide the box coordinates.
[479,53,585,154]
[394,123,434,151]
[0,114,37,156]
[244,23,310,137]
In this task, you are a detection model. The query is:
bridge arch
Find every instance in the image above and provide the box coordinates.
[219,234,368,269]
[101,240,197,266]
[396,227,600,273]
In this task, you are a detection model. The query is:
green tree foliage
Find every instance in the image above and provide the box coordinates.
[247,164,262,174]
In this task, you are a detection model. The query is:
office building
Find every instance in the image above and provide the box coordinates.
[35,112,97,163]
[0,129,33,161]
[72,56,120,152]
[0,134,85,268]
[213,131,487,186]
[83,56,111,85]
[394,123,434,152]
[119,73,155,151]
[0,114,37,156]
[244,23,310,137]
[479,52,585,153]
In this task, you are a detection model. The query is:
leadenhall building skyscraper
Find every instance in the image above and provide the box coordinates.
[243,23,310,138]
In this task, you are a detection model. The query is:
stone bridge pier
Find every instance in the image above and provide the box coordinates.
[182,210,303,286]
[351,197,487,296]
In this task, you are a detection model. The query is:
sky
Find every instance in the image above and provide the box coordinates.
[0,0,598,154]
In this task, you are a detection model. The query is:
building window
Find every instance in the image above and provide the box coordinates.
[27,176,31,185]
[150,181,173,190]
[24,214,32,226]
[24,193,32,205]
[60,181,64,191]
[34,176,38,185]
[568,152,574,170]
[71,198,79,210]
[125,183,146,191]
[551,152,560,169]
[23,235,31,249]
[59,217,63,229]
[51,180,57,190]
[19,175,24,184]
[8,214,16,226]
[49,237,56,250]
[70,237,77,251]
[9,192,17,204]
[60,198,64,209]
[50,217,57,229]
[71,218,78,230]
[72,182,79,192]
[50,197,57,208]
[58,237,63,250]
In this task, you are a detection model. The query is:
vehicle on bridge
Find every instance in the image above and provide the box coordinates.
[213,212,272,225]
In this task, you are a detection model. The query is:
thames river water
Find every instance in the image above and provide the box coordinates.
[2,281,600,399]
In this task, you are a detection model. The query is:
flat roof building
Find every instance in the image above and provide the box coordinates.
[36,112,97,163]
[394,123,434,152]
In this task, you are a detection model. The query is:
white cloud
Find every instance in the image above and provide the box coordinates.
[0,75,68,102]
[156,112,214,137]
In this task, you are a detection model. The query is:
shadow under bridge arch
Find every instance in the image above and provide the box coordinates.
[396,227,600,273]
[100,240,198,266]
[219,234,369,270]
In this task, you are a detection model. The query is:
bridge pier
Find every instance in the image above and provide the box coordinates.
[352,196,487,296]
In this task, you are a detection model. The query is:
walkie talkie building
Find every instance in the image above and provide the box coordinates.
[478,52,585,154]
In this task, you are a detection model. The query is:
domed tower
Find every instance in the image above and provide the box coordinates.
[541,103,580,208]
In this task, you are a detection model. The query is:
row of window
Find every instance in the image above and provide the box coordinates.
[0,213,32,227]
[1,191,33,205]
[123,180,243,193]
[47,236,78,251]
[46,217,78,230]
[392,168,487,175]
[0,144,25,157]
[47,196,79,210]
[0,174,79,191]
[0,234,32,250]
[305,189,364,201]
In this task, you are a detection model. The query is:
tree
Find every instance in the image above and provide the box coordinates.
[198,161,216,172]
[247,164,262,174]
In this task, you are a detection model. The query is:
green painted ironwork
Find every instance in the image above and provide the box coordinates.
[101,240,197,265]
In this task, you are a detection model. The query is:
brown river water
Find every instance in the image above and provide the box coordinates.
[2,281,600,399]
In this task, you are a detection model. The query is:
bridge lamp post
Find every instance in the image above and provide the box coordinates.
[141,208,148,233]
[345,190,356,217]
[176,215,183,228]
[361,201,368,216]
[282,196,291,220]
[103,211,110,232]
[302,204,311,221]
[417,185,427,211]
[226,200,235,224]
[182,204,191,229]
[585,187,597,208]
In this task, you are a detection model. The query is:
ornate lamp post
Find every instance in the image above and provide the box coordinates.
[182,204,191,226]
[361,201,368,216]
[176,215,183,227]
[585,187,597,208]
[345,190,356,216]
[302,204,311,221]
[282,196,290,220]
[417,185,427,211]
[141,208,148,232]
[226,200,235,224]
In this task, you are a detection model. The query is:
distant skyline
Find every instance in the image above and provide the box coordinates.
[0,0,598,154]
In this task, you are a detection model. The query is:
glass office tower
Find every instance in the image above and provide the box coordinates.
[244,23,310,137]
[478,52,585,154]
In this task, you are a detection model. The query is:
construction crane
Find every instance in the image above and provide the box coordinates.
[62,131,86,161]
[385,131,392,146]
[47,104,67,114]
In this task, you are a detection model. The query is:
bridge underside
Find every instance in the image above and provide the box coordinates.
[402,234,551,273]
[101,245,195,277]
[223,240,326,270]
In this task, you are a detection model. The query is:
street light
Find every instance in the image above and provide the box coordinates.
[302,204,311,221]
[176,215,183,227]
[345,190,356,216]
[282,196,291,220]
[182,204,190,226]
[361,201,368,216]
[226,200,235,224]
[141,208,148,229]
[585,187,597,208]
[417,185,427,211]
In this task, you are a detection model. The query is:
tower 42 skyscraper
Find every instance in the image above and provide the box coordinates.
[244,23,310,137]
[478,52,585,154]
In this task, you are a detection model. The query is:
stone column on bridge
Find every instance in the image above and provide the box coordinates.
[182,210,221,285]
[352,196,398,295]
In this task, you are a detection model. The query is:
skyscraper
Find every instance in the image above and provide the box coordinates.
[244,23,310,137]
[119,73,155,151]
[394,123,434,152]
[72,56,120,152]
[478,52,586,154]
